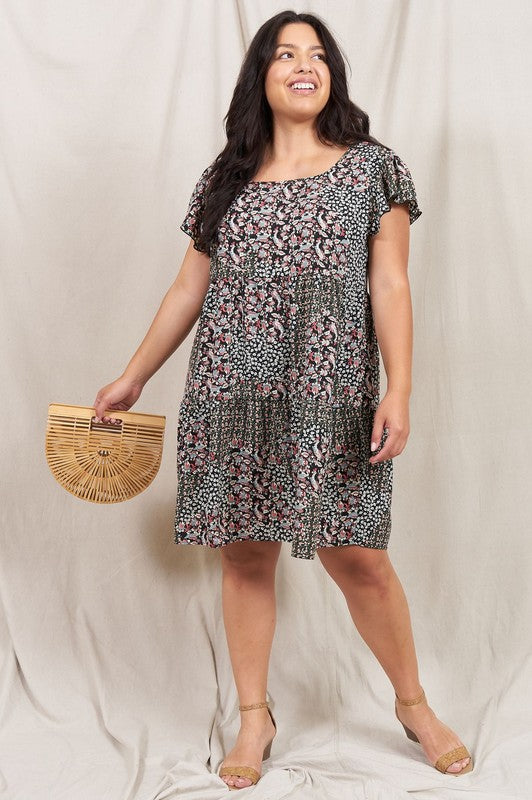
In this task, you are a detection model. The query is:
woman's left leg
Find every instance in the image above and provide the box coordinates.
[317,544,471,773]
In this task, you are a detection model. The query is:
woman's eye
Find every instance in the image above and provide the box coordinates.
[277,50,326,61]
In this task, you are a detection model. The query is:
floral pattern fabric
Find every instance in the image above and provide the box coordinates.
[174,141,421,560]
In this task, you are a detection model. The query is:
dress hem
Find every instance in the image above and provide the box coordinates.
[173,524,391,561]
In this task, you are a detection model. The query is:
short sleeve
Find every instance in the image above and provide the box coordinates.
[180,163,215,252]
[368,148,422,237]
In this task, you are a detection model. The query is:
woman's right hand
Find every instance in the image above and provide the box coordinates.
[92,375,144,422]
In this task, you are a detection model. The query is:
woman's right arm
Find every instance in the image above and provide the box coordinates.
[92,240,210,421]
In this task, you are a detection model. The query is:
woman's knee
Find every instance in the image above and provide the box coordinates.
[317,544,393,589]
[220,539,281,577]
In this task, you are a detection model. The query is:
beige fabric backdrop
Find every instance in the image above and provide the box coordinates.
[1,0,530,798]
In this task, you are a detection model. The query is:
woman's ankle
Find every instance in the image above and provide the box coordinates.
[239,707,272,728]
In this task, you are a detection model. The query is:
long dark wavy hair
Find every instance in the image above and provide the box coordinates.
[197,10,386,254]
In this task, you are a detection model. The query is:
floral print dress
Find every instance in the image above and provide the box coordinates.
[174,141,421,560]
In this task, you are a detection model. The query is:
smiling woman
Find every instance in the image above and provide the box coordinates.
[92,7,472,793]
[172,10,468,791]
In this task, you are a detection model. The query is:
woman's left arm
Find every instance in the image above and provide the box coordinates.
[367,201,413,465]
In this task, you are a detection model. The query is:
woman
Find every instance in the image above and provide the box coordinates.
[93,10,473,791]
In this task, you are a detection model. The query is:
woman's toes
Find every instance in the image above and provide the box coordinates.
[447,757,470,773]
[222,773,252,788]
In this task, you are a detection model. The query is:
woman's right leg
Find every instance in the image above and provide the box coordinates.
[219,539,281,789]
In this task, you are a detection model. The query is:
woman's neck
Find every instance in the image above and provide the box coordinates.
[266,120,327,163]
[253,124,346,182]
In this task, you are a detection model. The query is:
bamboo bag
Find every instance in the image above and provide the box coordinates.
[45,403,166,503]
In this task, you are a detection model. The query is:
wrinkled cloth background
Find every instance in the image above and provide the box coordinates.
[1,1,531,798]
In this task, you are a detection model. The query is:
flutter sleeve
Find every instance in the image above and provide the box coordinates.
[368,148,422,237]
[180,163,215,252]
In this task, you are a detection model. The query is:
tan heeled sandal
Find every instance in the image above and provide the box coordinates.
[219,701,277,791]
[395,688,473,775]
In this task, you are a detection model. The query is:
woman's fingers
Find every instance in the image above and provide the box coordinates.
[369,392,410,464]
[369,428,405,464]
[91,414,121,424]
[369,427,389,464]
[93,390,119,421]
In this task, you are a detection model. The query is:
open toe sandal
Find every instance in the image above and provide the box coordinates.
[395,688,473,775]
[219,700,277,791]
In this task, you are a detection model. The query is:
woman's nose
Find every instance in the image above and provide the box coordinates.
[294,60,312,73]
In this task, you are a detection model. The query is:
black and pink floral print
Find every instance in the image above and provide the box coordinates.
[174,141,421,559]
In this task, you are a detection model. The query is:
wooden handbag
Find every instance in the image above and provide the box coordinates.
[45,403,166,503]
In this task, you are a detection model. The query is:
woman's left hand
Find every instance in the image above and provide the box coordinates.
[369,389,410,464]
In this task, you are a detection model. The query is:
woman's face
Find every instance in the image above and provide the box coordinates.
[264,22,331,124]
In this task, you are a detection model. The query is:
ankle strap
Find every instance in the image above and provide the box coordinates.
[239,701,269,711]
[395,688,425,706]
